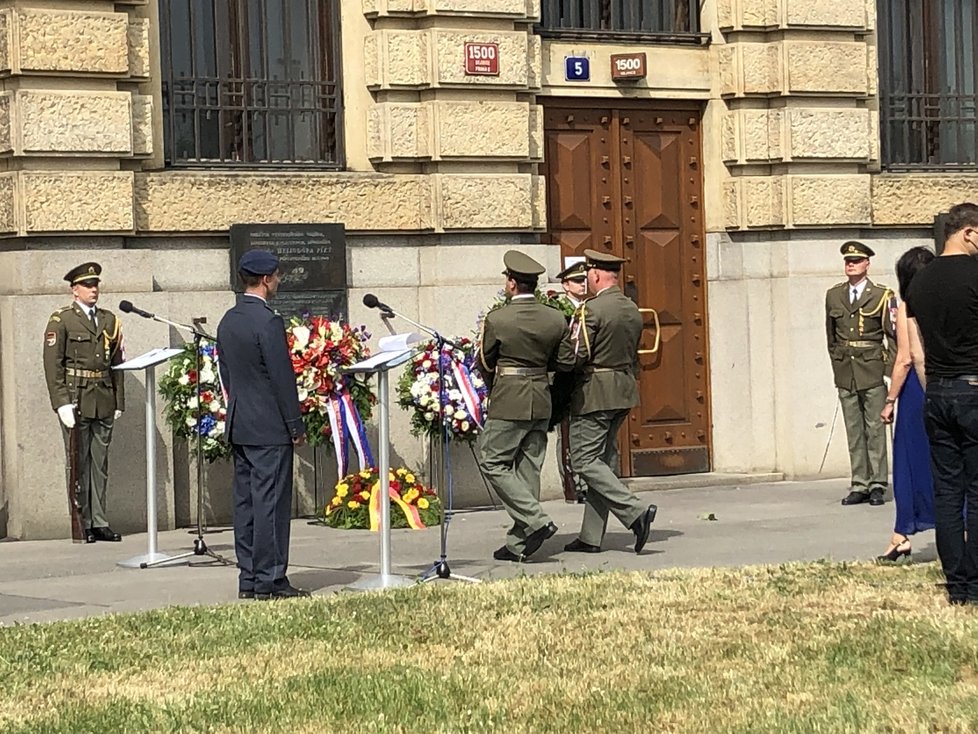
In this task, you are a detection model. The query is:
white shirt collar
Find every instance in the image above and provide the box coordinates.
[243,293,267,304]
[849,279,868,301]
[74,299,96,317]
[510,294,535,301]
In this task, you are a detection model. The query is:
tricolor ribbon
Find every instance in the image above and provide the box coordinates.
[451,358,484,429]
[325,389,374,478]
[368,480,425,531]
[325,396,349,478]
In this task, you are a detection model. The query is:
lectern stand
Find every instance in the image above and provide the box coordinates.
[343,336,419,590]
[114,347,184,569]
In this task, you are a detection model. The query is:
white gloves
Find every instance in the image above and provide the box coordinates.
[114,409,123,421]
[57,404,76,429]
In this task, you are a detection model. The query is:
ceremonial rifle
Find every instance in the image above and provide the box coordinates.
[65,339,85,542]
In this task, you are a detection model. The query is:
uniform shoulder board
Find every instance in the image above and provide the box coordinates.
[48,306,70,322]
[830,281,848,290]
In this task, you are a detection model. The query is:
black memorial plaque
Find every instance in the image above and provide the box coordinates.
[229,224,347,292]
[272,291,348,322]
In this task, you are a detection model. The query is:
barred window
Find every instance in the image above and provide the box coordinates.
[539,0,701,39]
[878,1,978,170]
[161,0,343,167]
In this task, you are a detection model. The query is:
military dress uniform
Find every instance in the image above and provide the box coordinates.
[478,251,567,561]
[557,250,657,553]
[43,262,125,542]
[825,241,896,505]
[218,249,309,600]
[553,261,588,504]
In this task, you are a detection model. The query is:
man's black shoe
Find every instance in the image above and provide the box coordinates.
[523,521,558,557]
[492,545,523,562]
[841,491,869,506]
[563,538,601,553]
[238,590,255,600]
[630,504,657,554]
[868,488,885,506]
[255,585,311,601]
[92,526,122,542]
[84,528,97,544]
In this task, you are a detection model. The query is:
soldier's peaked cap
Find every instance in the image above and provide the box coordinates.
[502,250,545,278]
[584,248,626,271]
[64,262,102,285]
[239,249,280,276]
[556,261,588,281]
[841,241,875,260]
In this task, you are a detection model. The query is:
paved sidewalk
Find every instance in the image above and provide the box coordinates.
[0,477,933,625]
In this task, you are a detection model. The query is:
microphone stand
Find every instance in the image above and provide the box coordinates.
[370,305,479,584]
[141,313,231,569]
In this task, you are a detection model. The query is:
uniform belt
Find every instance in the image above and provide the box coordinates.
[842,340,879,349]
[66,368,108,379]
[496,366,547,377]
[589,367,623,374]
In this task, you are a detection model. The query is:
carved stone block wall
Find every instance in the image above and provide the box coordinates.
[718,0,879,231]
[21,172,134,233]
[0,8,130,75]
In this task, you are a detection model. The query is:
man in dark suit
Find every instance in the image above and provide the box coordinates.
[217,249,308,600]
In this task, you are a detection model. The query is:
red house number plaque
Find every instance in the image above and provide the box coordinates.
[465,42,499,76]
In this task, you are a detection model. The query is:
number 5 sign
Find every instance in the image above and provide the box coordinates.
[464,42,500,76]
[565,56,590,82]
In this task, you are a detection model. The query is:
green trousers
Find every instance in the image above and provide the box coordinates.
[61,415,115,528]
[570,409,645,547]
[837,383,888,493]
[477,417,551,555]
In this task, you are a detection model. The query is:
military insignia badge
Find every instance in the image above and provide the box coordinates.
[45,331,57,347]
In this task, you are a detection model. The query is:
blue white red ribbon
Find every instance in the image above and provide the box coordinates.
[326,390,374,478]
[340,390,374,468]
[451,358,484,429]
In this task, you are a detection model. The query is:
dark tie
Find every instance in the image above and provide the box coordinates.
[850,288,858,304]
[89,308,97,330]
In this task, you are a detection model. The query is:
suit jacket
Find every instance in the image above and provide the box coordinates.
[217,295,305,446]
[43,303,125,419]
[557,286,642,415]
[477,296,567,421]
[825,278,896,391]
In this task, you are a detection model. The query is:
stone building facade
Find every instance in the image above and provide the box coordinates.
[0,0,967,538]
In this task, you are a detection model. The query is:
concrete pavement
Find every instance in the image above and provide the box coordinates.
[0,477,934,625]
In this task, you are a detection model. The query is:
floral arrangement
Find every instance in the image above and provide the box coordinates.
[286,315,375,449]
[158,342,231,462]
[476,288,577,334]
[324,466,443,530]
[396,337,487,443]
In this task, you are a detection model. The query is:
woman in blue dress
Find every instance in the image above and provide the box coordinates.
[878,246,936,563]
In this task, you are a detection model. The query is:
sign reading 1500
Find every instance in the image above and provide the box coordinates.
[464,42,500,76]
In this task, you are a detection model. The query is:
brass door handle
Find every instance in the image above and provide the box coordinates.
[637,307,660,355]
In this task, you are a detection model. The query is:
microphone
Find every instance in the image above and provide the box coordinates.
[362,293,394,316]
[118,300,155,319]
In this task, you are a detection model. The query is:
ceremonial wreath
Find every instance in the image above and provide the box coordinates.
[158,342,231,462]
[395,337,487,443]
[324,466,443,530]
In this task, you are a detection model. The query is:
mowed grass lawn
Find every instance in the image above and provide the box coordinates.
[2,562,978,733]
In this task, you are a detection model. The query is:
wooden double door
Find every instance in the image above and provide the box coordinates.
[541,100,711,476]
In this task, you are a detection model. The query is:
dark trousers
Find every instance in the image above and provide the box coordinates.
[61,415,115,528]
[231,443,294,594]
[925,377,978,601]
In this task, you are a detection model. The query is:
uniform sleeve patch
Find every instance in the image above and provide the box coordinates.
[45,331,57,347]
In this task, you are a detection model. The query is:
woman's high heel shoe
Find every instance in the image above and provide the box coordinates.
[876,539,912,565]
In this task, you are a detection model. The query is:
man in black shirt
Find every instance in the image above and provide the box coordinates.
[906,202,978,605]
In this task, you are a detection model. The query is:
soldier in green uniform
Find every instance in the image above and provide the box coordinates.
[43,262,126,542]
[825,241,897,506]
[553,261,589,504]
[557,249,657,554]
[477,251,567,562]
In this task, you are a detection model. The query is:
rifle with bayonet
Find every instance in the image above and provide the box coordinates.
[66,413,86,543]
